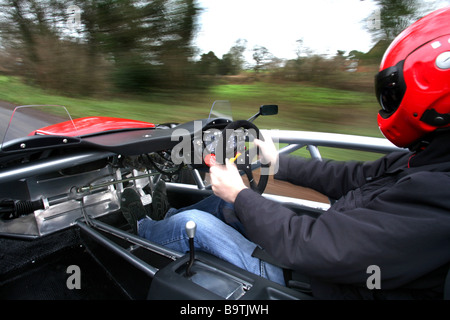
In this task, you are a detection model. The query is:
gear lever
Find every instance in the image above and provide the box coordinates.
[185,220,197,277]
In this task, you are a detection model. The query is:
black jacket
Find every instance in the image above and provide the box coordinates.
[234,132,450,299]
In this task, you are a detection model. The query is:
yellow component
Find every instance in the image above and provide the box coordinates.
[229,152,242,164]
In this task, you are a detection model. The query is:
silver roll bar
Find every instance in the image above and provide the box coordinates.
[263,130,404,160]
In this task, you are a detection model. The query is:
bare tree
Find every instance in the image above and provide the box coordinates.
[252,45,272,73]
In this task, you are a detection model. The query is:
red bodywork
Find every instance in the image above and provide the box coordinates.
[30,116,155,137]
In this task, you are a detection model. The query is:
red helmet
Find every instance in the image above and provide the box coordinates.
[376,6,450,148]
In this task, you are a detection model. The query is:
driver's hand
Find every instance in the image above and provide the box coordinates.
[210,160,247,203]
[254,135,279,174]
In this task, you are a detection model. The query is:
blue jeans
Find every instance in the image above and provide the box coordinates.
[138,195,285,286]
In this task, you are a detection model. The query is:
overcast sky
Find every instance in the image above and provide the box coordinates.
[193,0,449,63]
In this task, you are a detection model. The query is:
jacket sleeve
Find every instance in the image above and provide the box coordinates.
[274,151,409,199]
[234,171,450,289]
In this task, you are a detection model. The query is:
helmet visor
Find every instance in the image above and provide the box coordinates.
[375,60,407,117]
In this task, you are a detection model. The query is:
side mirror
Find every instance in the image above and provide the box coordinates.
[260,105,278,116]
[248,105,278,122]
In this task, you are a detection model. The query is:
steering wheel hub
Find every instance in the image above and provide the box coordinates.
[217,120,269,194]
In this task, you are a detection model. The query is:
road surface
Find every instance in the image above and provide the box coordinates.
[0,101,66,143]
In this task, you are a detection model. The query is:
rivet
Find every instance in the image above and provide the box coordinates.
[435,116,445,125]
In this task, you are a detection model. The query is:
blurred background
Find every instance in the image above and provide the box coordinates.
[0,0,448,139]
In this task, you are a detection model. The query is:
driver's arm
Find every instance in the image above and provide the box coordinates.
[254,137,410,199]
[275,151,410,199]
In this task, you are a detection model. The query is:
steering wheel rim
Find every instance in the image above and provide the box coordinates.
[219,120,269,194]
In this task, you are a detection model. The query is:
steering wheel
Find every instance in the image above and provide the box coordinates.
[218,120,269,194]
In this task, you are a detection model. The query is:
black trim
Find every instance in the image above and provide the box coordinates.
[420,109,450,126]
[375,60,407,118]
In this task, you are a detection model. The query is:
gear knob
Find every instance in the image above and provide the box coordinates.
[185,220,197,277]
[185,220,197,239]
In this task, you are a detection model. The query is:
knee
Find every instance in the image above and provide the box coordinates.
[170,210,215,229]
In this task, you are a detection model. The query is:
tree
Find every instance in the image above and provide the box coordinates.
[154,0,201,87]
[252,45,272,73]
[367,0,422,43]
[80,0,201,89]
[197,51,220,75]
[0,0,61,67]
[218,39,247,75]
